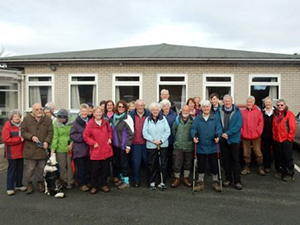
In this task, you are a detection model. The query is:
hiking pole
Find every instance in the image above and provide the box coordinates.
[192,133,198,195]
[157,144,167,190]
[214,134,223,194]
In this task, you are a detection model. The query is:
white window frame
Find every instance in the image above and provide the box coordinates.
[203,74,234,101]
[26,74,54,111]
[69,74,98,111]
[157,73,188,103]
[112,73,142,103]
[249,74,281,100]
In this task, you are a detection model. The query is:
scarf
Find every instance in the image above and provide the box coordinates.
[11,120,21,127]
[113,113,126,126]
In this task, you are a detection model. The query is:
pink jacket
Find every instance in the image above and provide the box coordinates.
[241,105,264,140]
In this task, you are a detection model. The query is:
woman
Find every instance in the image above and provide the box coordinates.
[2,109,26,196]
[51,109,74,189]
[160,99,176,178]
[143,102,171,190]
[83,106,113,194]
[187,98,197,118]
[43,106,53,118]
[194,97,201,115]
[111,100,134,189]
[103,100,115,125]
[70,103,91,192]
[261,97,275,173]
[191,100,222,192]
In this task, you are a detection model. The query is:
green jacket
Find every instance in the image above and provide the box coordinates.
[51,118,74,153]
[172,115,194,152]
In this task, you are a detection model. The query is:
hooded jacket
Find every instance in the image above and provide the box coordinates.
[172,115,194,151]
[70,116,89,159]
[241,105,264,140]
[51,117,74,153]
[112,113,134,150]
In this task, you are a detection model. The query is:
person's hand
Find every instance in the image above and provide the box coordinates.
[32,136,39,143]
[20,137,24,142]
[214,137,219,143]
[107,139,112,144]
[125,148,130,154]
[153,140,161,145]
[51,150,55,156]
[94,143,99,148]
[193,137,199,143]
[67,143,73,151]
[43,142,49,149]
[222,133,228,140]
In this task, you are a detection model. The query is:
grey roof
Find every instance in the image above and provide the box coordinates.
[1,43,300,62]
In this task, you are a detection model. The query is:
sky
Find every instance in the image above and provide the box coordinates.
[1,0,300,56]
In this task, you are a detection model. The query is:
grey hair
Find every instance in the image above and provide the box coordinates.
[45,102,55,108]
[135,99,145,106]
[247,96,256,103]
[80,103,89,110]
[160,89,169,95]
[223,94,233,101]
[277,99,286,105]
[160,99,171,108]
[149,102,161,112]
[264,96,273,102]
[201,100,212,108]
[8,109,22,120]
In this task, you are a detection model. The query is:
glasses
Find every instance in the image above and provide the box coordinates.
[35,108,43,111]
[277,104,284,107]
[118,106,125,108]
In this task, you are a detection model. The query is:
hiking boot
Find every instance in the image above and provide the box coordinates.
[264,168,271,173]
[66,184,72,190]
[79,185,90,192]
[37,182,45,193]
[212,181,222,192]
[114,178,122,186]
[183,177,192,187]
[282,175,295,182]
[158,183,167,190]
[274,172,283,179]
[118,182,130,190]
[235,183,243,190]
[90,188,97,194]
[15,186,27,192]
[171,178,181,188]
[194,181,204,192]
[223,180,231,187]
[258,166,266,176]
[26,183,34,194]
[100,186,110,193]
[241,166,250,175]
[7,190,15,196]
[149,183,156,191]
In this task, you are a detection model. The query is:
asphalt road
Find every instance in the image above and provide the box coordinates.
[1,149,300,225]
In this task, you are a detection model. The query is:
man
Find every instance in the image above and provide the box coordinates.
[218,95,243,190]
[129,99,150,187]
[160,89,178,114]
[272,99,296,181]
[241,96,265,176]
[21,103,53,194]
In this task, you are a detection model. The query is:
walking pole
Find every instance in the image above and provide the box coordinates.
[214,134,223,193]
[192,133,198,194]
[157,144,167,190]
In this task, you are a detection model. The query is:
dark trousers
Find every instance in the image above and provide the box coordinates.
[7,158,24,190]
[197,153,218,175]
[148,147,168,184]
[167,144,174,176]
[131,144,148,182]
[74,156,91,187]
[273,141,294,176]
[90,159,110,188]
[119,148,130,177]
[112,147,121,178]
[221,142,241,183]
[261,138,274,169]
[173,149,193,173]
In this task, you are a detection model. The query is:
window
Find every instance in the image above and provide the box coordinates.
[203,74,234,100]
[27,74,54,110]
[113,74,142,103]
[69,74,98,110]
[158,74,187,109]
[249,74,280,108]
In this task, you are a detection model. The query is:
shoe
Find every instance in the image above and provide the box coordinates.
[114,178,122,186]
[171,178,181,188]
[133,181,140,188]
[7,190,15,196]
[183,177,192,187]
[15,186,27,192]
[235,183,243,190]
[282,175,295,182]
[194,181,204,192]
[264,168,271,173]
[241,166,250,175]
[258,166,266,176]
[90,188,97,194]
[150,183,156,191]
[66,184,72,190]
[37,182,45,193]
[26,183,34,194]
[118,182,130,190]
[79,185,90,192]
[274,172,283,179]
[100,186,110,192]
[212,181,222,192]
[223,180,231,187]
[158,183,167,190]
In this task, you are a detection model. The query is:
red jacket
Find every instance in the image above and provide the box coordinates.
[83,118,113,160]
[272,108,296,142]
[2,121,24,159]
[241,105,264,140]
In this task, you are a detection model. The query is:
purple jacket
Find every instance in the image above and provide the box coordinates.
[112,114,134,150]
[70,116,89,159]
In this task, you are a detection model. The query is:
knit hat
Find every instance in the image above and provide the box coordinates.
[57,109,69,119]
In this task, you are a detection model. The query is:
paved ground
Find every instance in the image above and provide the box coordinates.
[1,148,300,225]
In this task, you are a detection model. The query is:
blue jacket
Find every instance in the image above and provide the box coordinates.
[218,105,243,145]
[129,109,151,122]
[191,113,222,154]
[160,109,177,144]
[142,114,171,149]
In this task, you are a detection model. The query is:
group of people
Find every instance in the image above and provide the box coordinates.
[2,89,297,196]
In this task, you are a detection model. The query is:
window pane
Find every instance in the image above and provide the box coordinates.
[0,83,18,90]
[115,77,139,82]
[160,77,185,82]
[159,85,186,109]
[115,86,139,103]
[206,77,231,82]
[29,86,52,107]
[29,77,52,82]
[71,85,96,109]
[251,85,278,108]
[72,77,95,82]
[206,87,231,100]
[252,77,278,82]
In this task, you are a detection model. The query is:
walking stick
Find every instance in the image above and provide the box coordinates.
[214,134,223,193]
[157,144,167,190]
[192,133,198,194]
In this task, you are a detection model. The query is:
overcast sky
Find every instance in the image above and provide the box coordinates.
[1,0,299,56]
